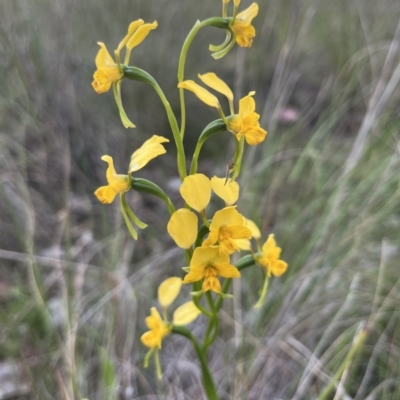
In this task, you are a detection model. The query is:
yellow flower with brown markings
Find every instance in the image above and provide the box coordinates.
[202,206,252,255]
[183,247,240,293]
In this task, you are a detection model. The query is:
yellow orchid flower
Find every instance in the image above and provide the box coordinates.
[141,277,201,377]
[228,92,267,145]
[231,3,259,47]
[92,42,124,94]
[94,156,130,204]
[257,234,288,277]
[92,19,158,128]
[141,307,171,350]
[202,206,252,255]
[179,73,267,145]
[95,135,169,204]
[211,1,258,58]
[183,247,240,293]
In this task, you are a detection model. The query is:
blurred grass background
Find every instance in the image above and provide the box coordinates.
[1,0,400,398]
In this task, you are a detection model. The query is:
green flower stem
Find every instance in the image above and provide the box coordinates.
[193,295,213,318]
[203,292,218,348]
[203,317,220,350]
[189,119,227,175]
[192,281,213,318]
[177,17,230,138]
[203,254,257,349]
[203,318,215,347]
[123,67,187,180]
[172,326,219,400]
[253,274,270,309]
[195,224,210,248]
[215,254,258,312]
[231,137,245,181]
[317,327,368,400]
[200,210,210,227]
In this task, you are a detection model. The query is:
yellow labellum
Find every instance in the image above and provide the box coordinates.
[167,209,198,249]
[211,176,239,205]
[180,174,212,212]
[172,301,202,325]
[158,277,182,309]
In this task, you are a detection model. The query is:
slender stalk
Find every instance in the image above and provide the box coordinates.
[151,82,187,180]
[124,67,187,180]
[203,292,218,348]
[172,326,219,400]
[231,136,245,180]
[177,18,230,138]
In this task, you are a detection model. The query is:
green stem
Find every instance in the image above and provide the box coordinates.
[189,119,227,175]
[253,274,270,309]
[231,137,245,181]
[177,17,230,139]
[192,281,213,318]
[172,326,219,400]
[195,224,210,248]
[193,294,213,318]
[203,292,219,350]
[204,317,220,350]
[203,291,218,348]
[124,67,187,180]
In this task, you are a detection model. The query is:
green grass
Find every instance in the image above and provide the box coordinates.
[1,0,400,398]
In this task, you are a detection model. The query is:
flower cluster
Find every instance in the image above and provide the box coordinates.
[91,0,288,394]
[141,277,201,377]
